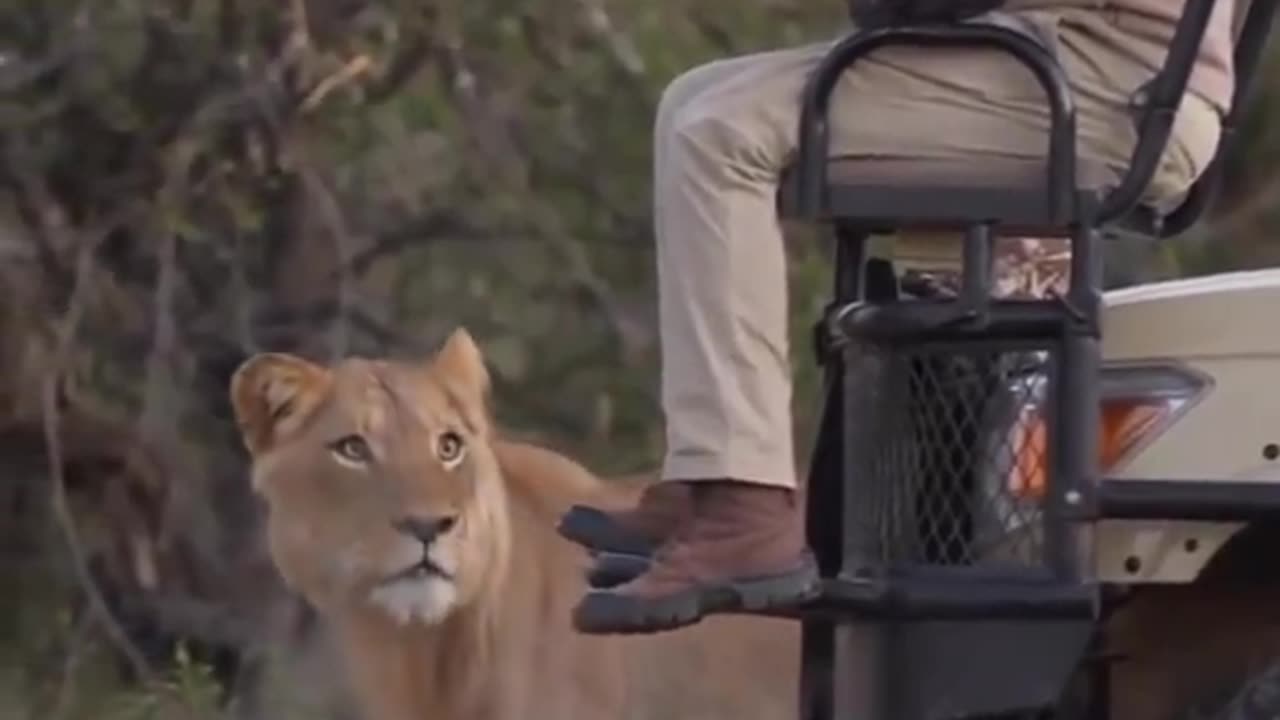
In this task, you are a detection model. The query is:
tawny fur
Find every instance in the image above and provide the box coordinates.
[229,329,798,720]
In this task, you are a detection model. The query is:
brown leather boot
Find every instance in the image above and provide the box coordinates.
[572,479,819,634]
[557,481,693,557]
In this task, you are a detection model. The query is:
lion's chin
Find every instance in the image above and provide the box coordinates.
[368,574,458,626]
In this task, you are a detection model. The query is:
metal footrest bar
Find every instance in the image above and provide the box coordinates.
[761,575,1097,621]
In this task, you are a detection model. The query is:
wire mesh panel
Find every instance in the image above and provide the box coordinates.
[841,337,1056,576]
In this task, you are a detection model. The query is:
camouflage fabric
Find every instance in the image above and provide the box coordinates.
[897,236,1070,300]
[991,236,1071,299]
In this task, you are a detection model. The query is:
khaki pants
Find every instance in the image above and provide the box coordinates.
[656,9,1223,489]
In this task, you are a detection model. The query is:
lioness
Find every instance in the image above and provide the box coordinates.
[229,328,799,720]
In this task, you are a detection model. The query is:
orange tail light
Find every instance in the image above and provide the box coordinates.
[1003,365,1207,501]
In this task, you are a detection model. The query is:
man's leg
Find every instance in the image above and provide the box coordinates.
[557,53,781,561]
[574,10,1223,634]
[572,45,833,632]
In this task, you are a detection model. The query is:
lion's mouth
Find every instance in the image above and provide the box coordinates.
[379,556,453,585]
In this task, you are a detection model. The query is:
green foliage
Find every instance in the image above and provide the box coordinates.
[1,0,845,476]
[97,645,222,720]
[0,572,208,720]
[0,0,845,714]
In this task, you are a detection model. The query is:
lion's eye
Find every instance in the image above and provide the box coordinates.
[329,435,373,466]
[437,431,465,466]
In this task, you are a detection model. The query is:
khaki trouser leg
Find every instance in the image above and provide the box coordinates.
[656,9,1223,489]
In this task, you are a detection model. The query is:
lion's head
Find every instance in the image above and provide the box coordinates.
[229,329,510,628]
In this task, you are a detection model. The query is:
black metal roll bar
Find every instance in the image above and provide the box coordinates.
[792,0,1280,235]
[1160,0,1280,235]
[793,24,1078,223]
[1098,0,1221,224]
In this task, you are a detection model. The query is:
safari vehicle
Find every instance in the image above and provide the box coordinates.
[753,0,1280,716]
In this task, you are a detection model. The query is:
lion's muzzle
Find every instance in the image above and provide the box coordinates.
[392,514,457,545]
[380,514,458,583]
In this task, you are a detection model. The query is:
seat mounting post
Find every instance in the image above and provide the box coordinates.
[961,222,995,323]
[799,225,870,720]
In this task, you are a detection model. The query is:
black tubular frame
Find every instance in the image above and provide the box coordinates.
[1160,0,1280,234]
[1096,0,1221,223]
[1096,479,1280,521]
[794,0,1280,590]
[788,0,1280,235]
[786,0,1280,718]
[792,15,1108,633]
[791,23,1078,224]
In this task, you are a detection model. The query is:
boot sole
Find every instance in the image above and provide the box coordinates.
[585,551,652,589]
[557,505,660,557]
[572,552,821,635]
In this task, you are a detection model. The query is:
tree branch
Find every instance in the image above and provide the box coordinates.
[40,211,156,685]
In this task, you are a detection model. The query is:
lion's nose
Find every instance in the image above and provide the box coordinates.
[392,515,457,545]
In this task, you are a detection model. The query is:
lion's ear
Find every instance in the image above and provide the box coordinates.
[431,328,491,423]
[229,353,331,455]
